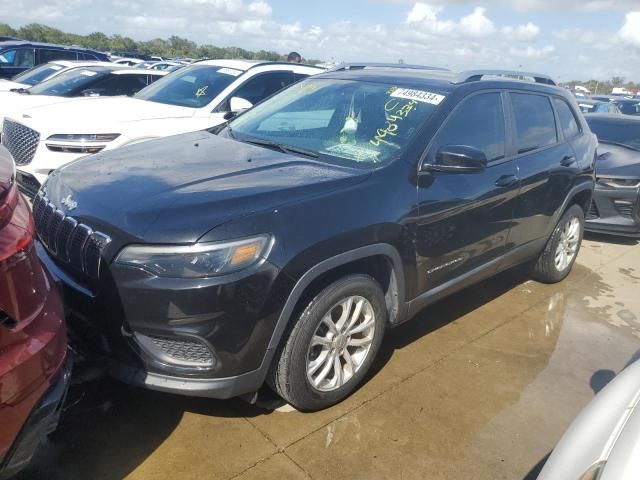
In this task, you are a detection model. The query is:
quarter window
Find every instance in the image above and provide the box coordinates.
[431,92,505,162]
[553,98,580,139]
[511,93,557,154]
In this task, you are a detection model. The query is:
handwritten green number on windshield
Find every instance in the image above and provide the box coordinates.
[195,85,209,98]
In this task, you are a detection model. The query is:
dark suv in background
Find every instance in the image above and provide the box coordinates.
[0,41,109,79]
[35,65,595,411]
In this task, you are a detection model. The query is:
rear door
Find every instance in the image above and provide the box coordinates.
[506,92,577,248]
[415,91,520,292]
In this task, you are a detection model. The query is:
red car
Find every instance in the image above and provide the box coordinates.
[0,144,70,479]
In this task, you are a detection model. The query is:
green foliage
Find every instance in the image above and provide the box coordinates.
[0,22,322,63]
[562,77,639,95]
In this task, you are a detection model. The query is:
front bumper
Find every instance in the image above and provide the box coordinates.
[585,185,640,238]
[37,242,292,399]
[0,355,72,480]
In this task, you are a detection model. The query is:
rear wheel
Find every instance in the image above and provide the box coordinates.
[269,275,387,411]
[530,204,584,283]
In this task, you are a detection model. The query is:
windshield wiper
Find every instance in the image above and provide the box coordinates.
[10,87,30,94]
[598,139,640,152]
[241,136,319,159]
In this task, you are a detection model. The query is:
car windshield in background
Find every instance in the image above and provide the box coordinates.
[615,101,640,116]
[28,68,110,96]
[134,64,240,108]
[588,119,640,151]
[228,78,442,167]
[12,63,65,86]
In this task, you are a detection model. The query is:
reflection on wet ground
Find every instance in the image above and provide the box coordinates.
[16,236,640,480]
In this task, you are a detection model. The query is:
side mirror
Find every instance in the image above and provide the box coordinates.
[423,145,487,173]
[229,96,253,113]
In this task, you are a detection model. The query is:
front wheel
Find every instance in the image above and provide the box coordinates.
[530,204,585,283]
[269,275,387,411]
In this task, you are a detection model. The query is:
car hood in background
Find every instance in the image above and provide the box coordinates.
[596,143,640,178]
[44,131,370,244]
[0,80,28,92]
[11,96,196,133]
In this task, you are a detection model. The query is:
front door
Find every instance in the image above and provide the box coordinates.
[415,91,520,294]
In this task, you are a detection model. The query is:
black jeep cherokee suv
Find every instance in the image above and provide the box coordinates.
[34,65,596,411]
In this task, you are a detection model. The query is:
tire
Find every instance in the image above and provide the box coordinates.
[269,274,387,411]
[530,204,585,284]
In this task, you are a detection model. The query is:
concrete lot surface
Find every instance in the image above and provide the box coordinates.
[17,234,640,480]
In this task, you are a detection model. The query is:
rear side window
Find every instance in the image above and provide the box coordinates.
[431,92,505,162]
[39,49,78,63]
[553,98,580,139]
[511,93,557,154]
[78,53,99,61]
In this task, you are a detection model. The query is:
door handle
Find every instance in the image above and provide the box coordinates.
[495,174,519,188]
[561,156,576,167]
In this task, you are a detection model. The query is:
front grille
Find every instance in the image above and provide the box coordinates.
[614,200,634,220]
[587,201,599,220]
[1,119,40,166]
[149,336,215,366]
[32,193,111,280]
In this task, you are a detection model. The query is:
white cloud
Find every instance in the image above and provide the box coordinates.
[502,22,540,41]
[509,45,555,59]
[619,11,640,48]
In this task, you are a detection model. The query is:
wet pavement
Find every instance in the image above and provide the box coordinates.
[16,234,640,480]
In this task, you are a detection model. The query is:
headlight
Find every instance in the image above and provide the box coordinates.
[579,461,606,480]
[114,235,272,278]
[596,177,640,189]
[46,133,121,154]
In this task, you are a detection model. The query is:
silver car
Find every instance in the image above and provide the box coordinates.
[538,358,640,480]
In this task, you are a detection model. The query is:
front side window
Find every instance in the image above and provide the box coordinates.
[39,49,77,63]
[511,93,557,154]
[226,71,294,109]
[0,48,35,68]
[553,98,580,139]
[28,68,110,96]
[134,64,240,108]
[11,62,65,85]
[228,78,442,167]
[87,74,149,96]
[430,92,505,162]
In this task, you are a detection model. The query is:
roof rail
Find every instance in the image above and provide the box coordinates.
[330,63,449,72]
[454,70,556,86]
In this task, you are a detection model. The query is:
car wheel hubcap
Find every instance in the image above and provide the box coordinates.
[306,295,376,392]
[555,216,580,271]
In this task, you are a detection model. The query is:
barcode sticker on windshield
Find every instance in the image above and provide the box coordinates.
[391,88,445,105]
[51,65,63,70]
[579,104,594,109]
[218,68,242,77]
[79,70,98,76]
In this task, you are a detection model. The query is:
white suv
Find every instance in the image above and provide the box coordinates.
[5,60,322,191]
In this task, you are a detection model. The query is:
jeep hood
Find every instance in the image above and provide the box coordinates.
[15,96,195,132]
[44,131,370,243]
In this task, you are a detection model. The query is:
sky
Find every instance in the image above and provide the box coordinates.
[2,0,640,81]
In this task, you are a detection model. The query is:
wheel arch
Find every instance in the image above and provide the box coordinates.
[266,244,407,354]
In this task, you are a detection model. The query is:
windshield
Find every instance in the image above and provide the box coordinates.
[12,62,65,86]
[28,68,110,96]
[134,64,241,108]
[615,101,640,116]
[588,119,640,150]
[228,78,442,167]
